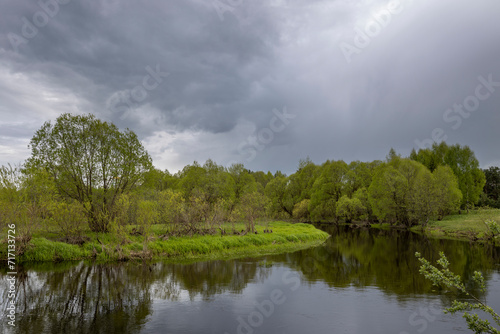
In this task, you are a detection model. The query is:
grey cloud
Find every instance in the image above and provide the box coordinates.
[0,0,499,173]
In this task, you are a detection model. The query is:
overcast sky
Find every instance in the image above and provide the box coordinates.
[1,0,499,174]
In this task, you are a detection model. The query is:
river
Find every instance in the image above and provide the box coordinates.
[1,224,500,334]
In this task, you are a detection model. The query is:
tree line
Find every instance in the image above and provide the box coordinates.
[0,113,497,247]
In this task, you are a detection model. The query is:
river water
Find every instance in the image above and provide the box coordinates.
[1,224,500,334]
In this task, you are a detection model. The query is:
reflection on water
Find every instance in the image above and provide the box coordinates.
[1,225,500,334]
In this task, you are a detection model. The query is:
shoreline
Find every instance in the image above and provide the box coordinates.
[317,208,500,244]
[0,222,330,264]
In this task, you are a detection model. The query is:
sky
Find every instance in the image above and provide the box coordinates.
[1,0,499,175]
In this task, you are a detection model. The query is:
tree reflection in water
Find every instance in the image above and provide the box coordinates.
[1,225,499,333]
[0,259,267,334]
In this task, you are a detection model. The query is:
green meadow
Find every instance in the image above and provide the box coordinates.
[0,222,330,263]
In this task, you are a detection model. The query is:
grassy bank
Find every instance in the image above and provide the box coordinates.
[0,222,330,263]
[411,208,500,242]
[365,209,500,243]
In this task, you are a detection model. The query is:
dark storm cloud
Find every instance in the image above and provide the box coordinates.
[1,0,279,133]
[0,0,499,172]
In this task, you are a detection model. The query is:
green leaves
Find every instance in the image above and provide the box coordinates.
[484,220,500,240]
[26,113,153,232]
[368,159,463,227]
[416,252,500,334]
[410,142,486,210]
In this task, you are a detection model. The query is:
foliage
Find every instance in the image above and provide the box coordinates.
[236,191,269,233]
[0,164,56,253]
[1,222,329,263]
[369,159,462,227]
[410,142,485,210]
[309,160,348,221]
[265,175,293,218]
[368,163,412,226]
[156,189,186,233]
[1,114,493,247]
[481,167,500,208]
[135,200,159,244]
[48,200,87,242]
[26,113,153,232]
[432,166,463,219]
[293,199,311,220]
[336,195,365,223]
[484,220,500,241]
[287,157,320,206]
[416,252,500,334]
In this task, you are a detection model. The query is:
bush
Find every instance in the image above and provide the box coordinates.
[336,195,366,223]
[293,199,310,220]
[48,200,87,243]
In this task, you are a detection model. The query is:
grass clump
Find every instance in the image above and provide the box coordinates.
[411,208,500,242]
[0,221,329,263]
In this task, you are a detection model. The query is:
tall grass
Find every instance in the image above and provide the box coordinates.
[0,222,329,263]
[413,208,500,241]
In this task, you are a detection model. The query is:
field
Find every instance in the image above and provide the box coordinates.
[412,208,500,241]
[0,221,330,263]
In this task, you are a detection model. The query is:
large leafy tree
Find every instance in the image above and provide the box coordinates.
[410,142,485,210]
[26,113,153,232]
[228,163,258,202]
[287,158,320,203]
[264,175,293,217]
[368,163,409,225]
[177,159,235,205]
[309,160,349,221]
[369,159,434,227]
[482,166,500,208]
[444,145,485,211]
[432,166,462,219]
[369,159,462,227]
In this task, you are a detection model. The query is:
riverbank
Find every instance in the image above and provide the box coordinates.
[0,222,330,263]
[365,208,500,243]
[411,208,500,242]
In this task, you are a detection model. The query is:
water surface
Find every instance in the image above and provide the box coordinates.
[2,225,500,334]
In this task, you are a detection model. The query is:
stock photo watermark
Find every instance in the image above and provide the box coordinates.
[4,0,72,54]
[399,301,442,334]
[212,0,249,23]
[5,223,17,327]
[226,106,295,167]
[223,243,335,334]
[339,0,412,64]
[415,73,500,149]
[224,287,289,334]
[108,64,169,113]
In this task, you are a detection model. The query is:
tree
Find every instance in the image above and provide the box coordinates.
[292,199,311,220]
[432,166,462,219]
[416,252,500,334]
[264,176,293,218]
[444,144,485,211]
[410,142,485,210]
[407,166,436,227]
[386,147,401,162]
[0,164,56,253]
[369,159,435,227]
[336,195,365,223]
[345,160,379,197]
[309,160,349,221]
[228,163,258,211]
[368,163,408,225]
[482,167,500,208]
[26,113,153,232]
[236,191,269,233]
[287,157,320,205]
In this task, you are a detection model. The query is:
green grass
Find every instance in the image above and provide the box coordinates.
[0,222,330,263]
[411,208,500,241]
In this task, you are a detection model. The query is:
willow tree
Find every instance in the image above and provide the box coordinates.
[26,113,152,232]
